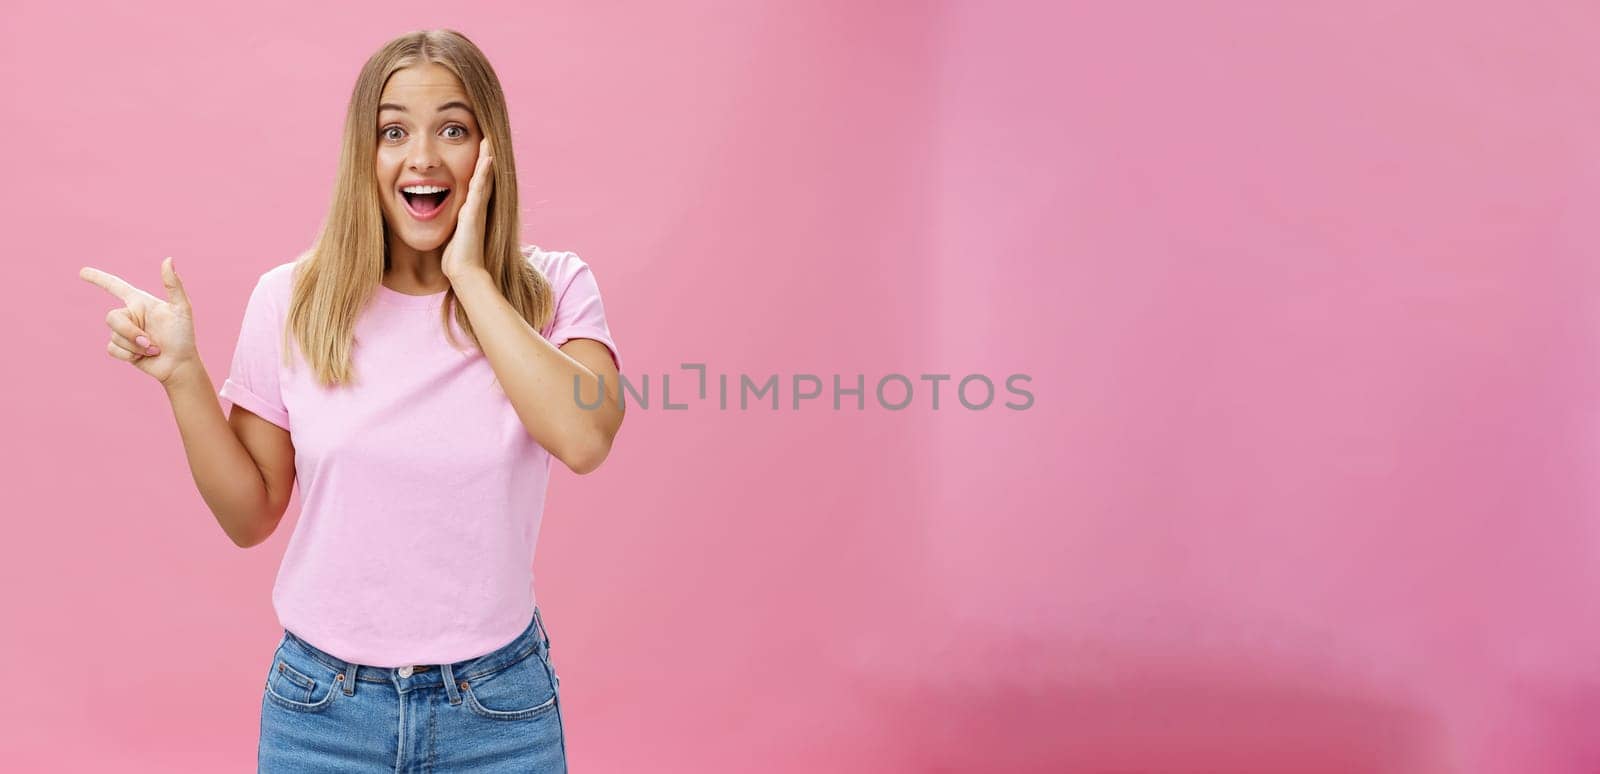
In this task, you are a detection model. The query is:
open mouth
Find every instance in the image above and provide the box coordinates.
[401,188,451,220]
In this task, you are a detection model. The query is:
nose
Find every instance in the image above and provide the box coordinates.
[406,137,443,173]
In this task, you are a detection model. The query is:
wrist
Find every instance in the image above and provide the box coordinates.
[162,358,209,392]
[447,267,495,296]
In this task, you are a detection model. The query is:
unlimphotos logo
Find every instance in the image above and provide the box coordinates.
[572,363,1034,411]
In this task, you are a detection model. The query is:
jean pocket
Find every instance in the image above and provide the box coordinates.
[263,642,342,713]
[459,647,558,721]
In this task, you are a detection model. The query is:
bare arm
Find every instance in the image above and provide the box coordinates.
[81,258,292,548]
[438,139,623,474]
[163,360,294,548]
[451,268,624,474]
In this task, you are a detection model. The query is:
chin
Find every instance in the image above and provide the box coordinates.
[402,234,448,252]
[386,214,456,252]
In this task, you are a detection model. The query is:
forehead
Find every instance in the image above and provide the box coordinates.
[379,63,467,104]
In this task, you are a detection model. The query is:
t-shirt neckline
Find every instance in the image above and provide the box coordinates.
[375,281,449,309]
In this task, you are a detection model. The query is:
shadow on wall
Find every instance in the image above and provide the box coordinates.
[860,641,1444,773]
[1475,674,1600,773]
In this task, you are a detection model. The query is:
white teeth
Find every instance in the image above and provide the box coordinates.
[402,185,450,194]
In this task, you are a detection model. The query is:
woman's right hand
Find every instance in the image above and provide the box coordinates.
[79,257,199,386]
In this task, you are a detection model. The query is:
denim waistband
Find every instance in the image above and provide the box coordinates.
[280,606,549,689]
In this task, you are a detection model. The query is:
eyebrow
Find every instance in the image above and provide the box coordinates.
[378,101,475,117]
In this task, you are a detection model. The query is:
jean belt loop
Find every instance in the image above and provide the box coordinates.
[342,661,358,696]
[442,662,461,705]
[533,605,550,650]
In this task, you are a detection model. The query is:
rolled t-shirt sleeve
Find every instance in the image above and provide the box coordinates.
[542,251,621,372]
[219,273,291,431]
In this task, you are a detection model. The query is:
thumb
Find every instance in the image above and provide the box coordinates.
[161,256,190,309]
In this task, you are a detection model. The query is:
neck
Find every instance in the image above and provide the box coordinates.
[383,237,449,291]
[384,237,445,283]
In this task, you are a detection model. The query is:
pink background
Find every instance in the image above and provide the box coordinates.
[6,1,1600,771]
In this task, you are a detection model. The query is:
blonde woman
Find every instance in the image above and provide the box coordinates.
[79,29,622,772]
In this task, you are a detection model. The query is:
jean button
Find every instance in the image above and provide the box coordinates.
[399,665,413,677]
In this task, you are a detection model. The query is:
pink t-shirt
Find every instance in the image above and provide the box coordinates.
[218,245,620,667]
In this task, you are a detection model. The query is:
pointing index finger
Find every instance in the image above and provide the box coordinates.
[78,266,140,302]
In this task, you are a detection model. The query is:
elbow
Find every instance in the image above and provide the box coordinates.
[230,525,267,549]
[228,502,286,549]
[560,432,614,475]
[229,520,272,549]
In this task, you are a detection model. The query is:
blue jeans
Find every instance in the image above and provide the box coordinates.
[258,606,567,773]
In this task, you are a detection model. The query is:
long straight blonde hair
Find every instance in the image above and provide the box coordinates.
[283,29,554,387]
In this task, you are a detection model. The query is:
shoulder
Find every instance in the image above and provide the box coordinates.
[522,244,595,292]
[243,259,300,315]
[258,259,301,296]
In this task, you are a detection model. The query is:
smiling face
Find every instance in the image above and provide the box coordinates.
[375,63,482,257]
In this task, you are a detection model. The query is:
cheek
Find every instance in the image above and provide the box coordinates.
[374,161,399,204]
[374,153,401,180]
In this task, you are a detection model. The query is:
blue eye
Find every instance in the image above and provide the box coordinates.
[380,124,469,142]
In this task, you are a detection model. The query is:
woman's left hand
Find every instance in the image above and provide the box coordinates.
[442,136,495,283]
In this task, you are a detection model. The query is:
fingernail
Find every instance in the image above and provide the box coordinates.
[146,346,159,356]
[136,335,150,348]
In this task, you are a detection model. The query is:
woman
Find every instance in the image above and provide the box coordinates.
[78,29,623,772]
